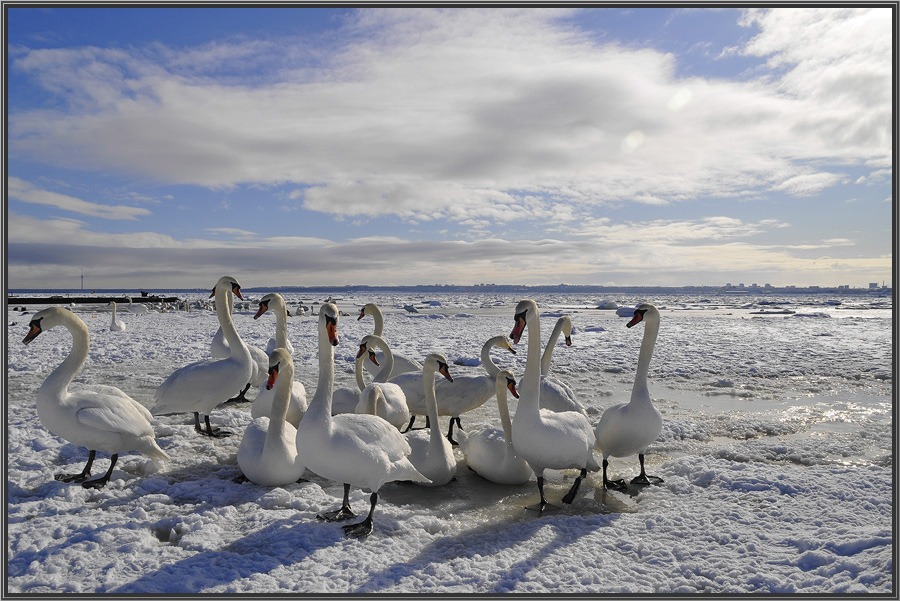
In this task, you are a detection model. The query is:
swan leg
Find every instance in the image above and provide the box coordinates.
[55,449,95,483]
[602,459,627,491]
[342,492,377,538]
[561,468,587,504]
[318,483,356,522]
[225,382,251,404]
[447,416,462,446]
[401,416,417,433]
[525,477,554,512]
[630,454,664,486]
[82,454,118,489]
[200,414,231,438]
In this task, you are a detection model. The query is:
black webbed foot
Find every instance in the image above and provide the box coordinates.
[341,516,374,538]
[631,474,664,486]
[317,506,355,522]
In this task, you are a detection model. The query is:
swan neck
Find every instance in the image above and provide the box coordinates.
[369,306,384,337]
[355,354,367,391]
[423,367,442,443]
[309,322,336,418]
[217,288,247,357]
[267,364,293,433]
[496,388,514,444]
[631,316,659,403]
[41,313,89,400]
[540,319,564,376]
[523,311,542,402]
[373,339,394,383]
[481,339,501,377]
[274,304,289,349]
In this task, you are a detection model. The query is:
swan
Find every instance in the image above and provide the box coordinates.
[510,299,600,511]
[457,369,532,485]
[125,296,149,315]
[521,316,587,417]
[330,340,372,416]
[208,289,266,403]
[251,293,308,427]
[108,301,126,332]
[22,307,169,488]
[353,335,410,430]
[402,353,456,487]
[594,303,664,490]
[394,335,517,444]
[296,303,429,538]
[236,348,305,485]
[358,303,422,378]
[151,276,253,437]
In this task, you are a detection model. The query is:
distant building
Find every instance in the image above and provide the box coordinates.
[869,283,879,289]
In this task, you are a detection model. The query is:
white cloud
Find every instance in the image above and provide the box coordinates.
[8,177,152,220]
[8,7,891,228]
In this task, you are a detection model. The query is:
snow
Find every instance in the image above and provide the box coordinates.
[5,290,894,594]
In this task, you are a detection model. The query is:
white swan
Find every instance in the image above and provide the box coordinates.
[296,303,429,538]
[22,307,169,488]
[251,293,308,427]
[402,353,457,487]
[510,299,600,511]
[358,303,422,378]
[353,335,410,430]
[594,303,664,490]
[236,348,305,486]
[394,334,517,444]
[151,276,253,437]
[522,316,587,417]
[457,369,532,485]
[125,296,149,315]
[108,301,126,332]
[208,288,266,403]
[330,339,370,416]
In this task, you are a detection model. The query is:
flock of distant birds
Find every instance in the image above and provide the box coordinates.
[20,275,663,538]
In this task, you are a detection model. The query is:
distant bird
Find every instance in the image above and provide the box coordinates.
[151,276,253,437]
[22,307,169,488]
[594,303,664,490]
[125,297,149,315]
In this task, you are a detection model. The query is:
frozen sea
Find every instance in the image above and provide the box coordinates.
[5,287,894,594]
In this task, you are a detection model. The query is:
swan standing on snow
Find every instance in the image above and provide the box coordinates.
[402,353,456,487]
[151,276,252,438]
[237,348,305,486]
[208,289,266,403]
[395,335,517,444]
[457,369,532,485]
[523,316,587,417]
[594,303,664,490]
[108,301,126,332]
[22,307,169,488]
[353,335,410,430]
[510,299,600,511]
[358,303,422,378]
[251,293,307,427]
[296,304,429,538]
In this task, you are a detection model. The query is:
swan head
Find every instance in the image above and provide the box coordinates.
[510,299,538,344]
[627,303,659,328]
[355,340,379,364]
[265,348,292,390]
[210,276,244,301]
[255,293,289,319]
[496,369,519,398]
[561,316,573,345]
[359,334,390,357]
[490,335,517,355]
[320,303,339,346]
[358,303,379,321]
[22,306,71,345]
[423,353,453,383]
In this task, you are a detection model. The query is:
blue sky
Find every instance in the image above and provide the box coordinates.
[6,6,894,289]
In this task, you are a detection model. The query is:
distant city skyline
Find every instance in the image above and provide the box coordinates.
[6,6,894,290]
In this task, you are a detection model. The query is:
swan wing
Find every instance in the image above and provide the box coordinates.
[74,393,154,438]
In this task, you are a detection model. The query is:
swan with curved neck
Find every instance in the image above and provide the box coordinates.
[521,316,586,417]
[358,303,422,378]
[510,299,600,511]
[594,303,664,489]
[208,286,266,403]
[151,276,253,437]
[353,334,410,430]
[109,301,126,332]
[296,303,429,538]
[396,334,517,443]
[402,353,456,487]
[252,293,308,427]
[457,369,533,485]
[237,348,305,485]
[22,307,169,488]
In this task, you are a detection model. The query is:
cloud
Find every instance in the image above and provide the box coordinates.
[8,177,152,220]
[8,7,891,228]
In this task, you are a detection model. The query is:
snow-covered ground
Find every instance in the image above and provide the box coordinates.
[5,289,894,594]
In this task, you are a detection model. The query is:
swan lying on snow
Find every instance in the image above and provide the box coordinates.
[237,348,305,486]
[594,303,664,490]
[510,299,600,512]
[296,303,429,538]
[151,276,252,438]
[22,307,169,488]
[458,369,532,485]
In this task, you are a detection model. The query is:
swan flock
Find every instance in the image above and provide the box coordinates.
[21,281,665,538]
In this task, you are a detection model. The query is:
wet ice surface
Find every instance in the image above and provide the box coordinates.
[5,290,893,593]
